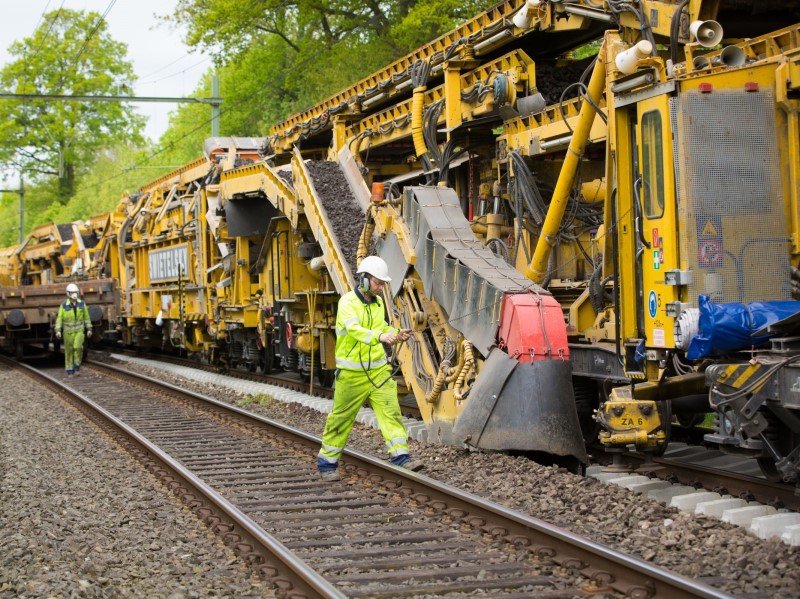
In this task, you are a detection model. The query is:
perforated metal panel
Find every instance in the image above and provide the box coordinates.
[675,89,790,304]
[401,186,547,356]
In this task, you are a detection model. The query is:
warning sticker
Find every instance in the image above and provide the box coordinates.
[699,239,723,267]
[700,219,718,237]
[652,328,665,347]
[696,213,723,269]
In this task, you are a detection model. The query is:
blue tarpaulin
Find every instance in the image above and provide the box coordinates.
[686,295,800,360]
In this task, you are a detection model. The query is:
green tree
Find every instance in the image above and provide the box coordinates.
[0,9,144,201]
[155,0,493,162]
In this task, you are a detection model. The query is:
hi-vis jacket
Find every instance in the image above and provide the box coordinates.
[55,300,91,334]
[335,289,397,371]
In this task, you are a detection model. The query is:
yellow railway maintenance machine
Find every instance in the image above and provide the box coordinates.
[260,0,800,479]
[547,12,800,483]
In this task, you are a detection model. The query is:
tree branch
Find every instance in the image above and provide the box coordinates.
[255,24,301,52]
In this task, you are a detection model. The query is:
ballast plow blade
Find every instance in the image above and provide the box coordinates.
[453,349,587,463]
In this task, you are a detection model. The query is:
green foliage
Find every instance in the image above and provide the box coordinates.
[0,143,158,247]
[157,0,498,149]
[3,0,503,239]
[0,9,144,200]
[237,393,275,408]
[570,39,602,60]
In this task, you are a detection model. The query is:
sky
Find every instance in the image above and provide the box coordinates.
[1,1,212,143]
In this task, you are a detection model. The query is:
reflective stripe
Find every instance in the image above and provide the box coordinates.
[388,447,410,457]
[316,452,340,464]
[335,327,347,336]
[335,357,387,370]
[63,323,86,331]
[321,443,343,455]
[343,317,359,327]
[386,437,407,449]
[365,330,374,344]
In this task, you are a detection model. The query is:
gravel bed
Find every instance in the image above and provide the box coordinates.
[101,356,800,599]
[535,57,596,104]
[305,160,364,278]
[0,365,275,598]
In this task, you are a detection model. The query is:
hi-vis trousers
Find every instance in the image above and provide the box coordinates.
[64,329,85,371]
[317,365,409,470]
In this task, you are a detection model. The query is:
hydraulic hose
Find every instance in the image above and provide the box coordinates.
[453,340,475,400]
[526,42,607,285]
[410,60,431,158]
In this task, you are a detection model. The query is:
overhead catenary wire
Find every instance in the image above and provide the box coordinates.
[22,0,65,91]
[137,57,211,86]
[72,0,119,66]
[137,52,198,81]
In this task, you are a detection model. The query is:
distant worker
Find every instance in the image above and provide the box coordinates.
[55,283,92,376]
[317,256,424,481]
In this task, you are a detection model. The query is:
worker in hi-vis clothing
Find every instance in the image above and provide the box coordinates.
[317,256,424,481]
[55,283,92,376]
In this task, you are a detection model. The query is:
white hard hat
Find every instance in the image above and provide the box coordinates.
[66,283,80,294]
[357,256,391,282]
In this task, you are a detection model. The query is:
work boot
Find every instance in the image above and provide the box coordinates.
[402,459,425,472]
[319,470,342,482]
[66,369,74,376]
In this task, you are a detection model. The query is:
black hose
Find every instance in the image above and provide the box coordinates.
[589,264,605,314]
[670,0,690,67]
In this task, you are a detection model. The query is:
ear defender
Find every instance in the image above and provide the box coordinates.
[360,273,371,294]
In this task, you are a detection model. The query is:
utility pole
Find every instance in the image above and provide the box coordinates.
[18,177,24,244]
[0,175,24,243]
[211,75,220,137]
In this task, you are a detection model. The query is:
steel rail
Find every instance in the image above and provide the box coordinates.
[596,448,800,510]
[3,355,343,599]
[92,348,424,419]
[79,358,734,599]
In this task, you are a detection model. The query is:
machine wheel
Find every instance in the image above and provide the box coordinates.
[318,369,336,388]
[259,345,274,374]
[653,400,672,457]
[676,413,704,428]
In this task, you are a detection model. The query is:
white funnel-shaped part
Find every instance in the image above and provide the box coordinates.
[512,0,540,30]
[720,45,746,67]
[689,20,723,48]
[615,40,653,75]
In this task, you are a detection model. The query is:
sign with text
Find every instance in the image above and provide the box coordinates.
[149,245,189,282]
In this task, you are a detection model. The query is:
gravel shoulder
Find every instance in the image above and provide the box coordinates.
[0,364,275,599]
[102,356,800,599]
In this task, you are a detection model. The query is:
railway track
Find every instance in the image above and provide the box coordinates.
[7,354,731,599]
[97,348,798,511]
[594,445,800,511]
[92,347,424,419]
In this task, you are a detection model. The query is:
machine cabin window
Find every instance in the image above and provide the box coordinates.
[641,110,665,219]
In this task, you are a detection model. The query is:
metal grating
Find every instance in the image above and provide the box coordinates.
[399,186,547,356]
[676,89,790,304]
